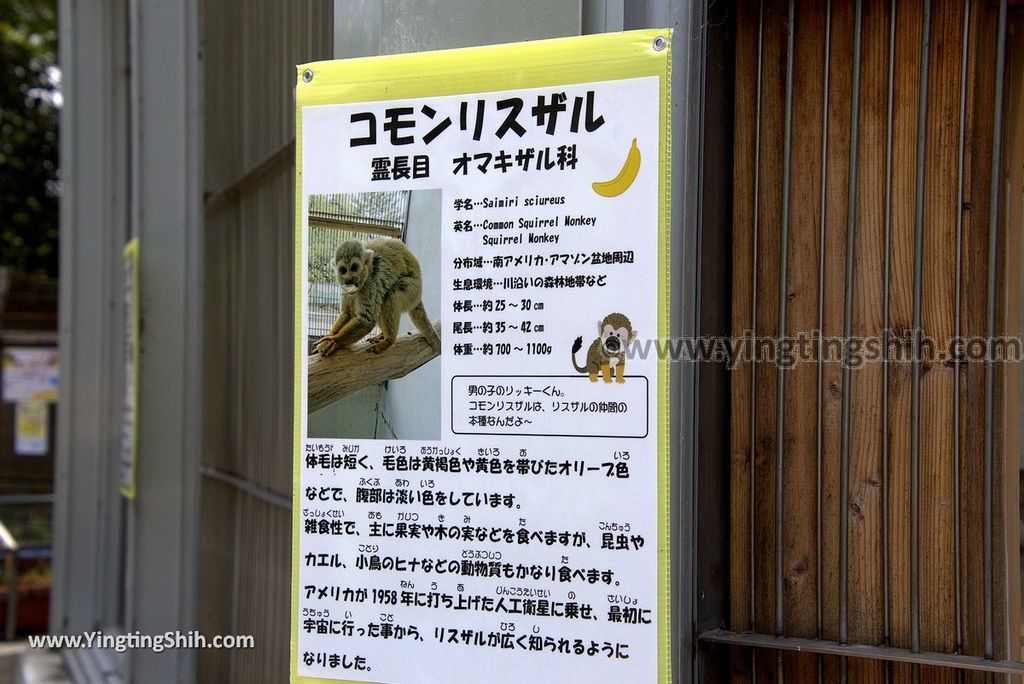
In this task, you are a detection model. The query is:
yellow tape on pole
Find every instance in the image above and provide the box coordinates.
[121,238,140,500]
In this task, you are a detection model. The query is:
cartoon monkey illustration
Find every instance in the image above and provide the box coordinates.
[314,239,441,357]
[571,312,636,383]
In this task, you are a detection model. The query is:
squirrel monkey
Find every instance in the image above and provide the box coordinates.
[314,239,442,357]
[571,312,635,383]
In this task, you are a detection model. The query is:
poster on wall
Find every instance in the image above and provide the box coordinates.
[14,401,48,456]
[292,30,672,684]
[2,347,58,403]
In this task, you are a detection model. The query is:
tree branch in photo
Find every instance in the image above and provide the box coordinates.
[307,321,441,413]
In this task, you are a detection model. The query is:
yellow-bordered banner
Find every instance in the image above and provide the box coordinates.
[292,30,672,684]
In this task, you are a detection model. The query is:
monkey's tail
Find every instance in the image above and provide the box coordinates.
[571,336,587,373]
[410,302,442,353]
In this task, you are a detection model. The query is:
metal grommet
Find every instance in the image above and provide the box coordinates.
[302,68,314,83]
[652,35,667,51]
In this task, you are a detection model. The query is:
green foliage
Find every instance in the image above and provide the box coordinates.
[0,0,58,278]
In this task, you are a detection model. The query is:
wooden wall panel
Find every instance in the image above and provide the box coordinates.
[730,1,1019,680]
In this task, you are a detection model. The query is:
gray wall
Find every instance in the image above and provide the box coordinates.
[308,385,392,439]
[335,0,582,57]
[198,1,335,682]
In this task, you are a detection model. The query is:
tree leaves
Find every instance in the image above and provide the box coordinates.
[0,0,59,278]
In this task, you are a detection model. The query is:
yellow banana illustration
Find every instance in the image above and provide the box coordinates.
[592,138,641,197]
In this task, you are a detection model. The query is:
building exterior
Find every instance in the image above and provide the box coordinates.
[54,2,703,682]
[52,1,1022,682]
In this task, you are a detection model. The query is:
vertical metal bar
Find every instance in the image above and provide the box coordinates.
[229,496,242,682]
[751,5,766,679]
[815,3,832,681]
[953,0,971,661]
[0,520,18,641]
[816,0,832,634]
[984,0,1008,663]
[910,0,932,656]
[881,0,896,654]
[839,0,863,648]
[749,0,765,643]
[775,0,796,645]
[3,551,16,641]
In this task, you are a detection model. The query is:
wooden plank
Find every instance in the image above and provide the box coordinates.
[779,0,826,637]
[918,4,966,681]
[730,0,760,642]
[845,1,889,680]
[884,0,924,667]
[751,9,787,676]
[1002,9,1024,666]
[961,1,997,676]
[730,3,766,677]
[821,0,855,651]
[780,2,828,679]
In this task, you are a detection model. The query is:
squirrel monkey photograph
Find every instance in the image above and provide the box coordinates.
[314,238,442,357]
[306,189,443,440]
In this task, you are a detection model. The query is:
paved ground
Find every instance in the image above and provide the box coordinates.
[0,643,68,684]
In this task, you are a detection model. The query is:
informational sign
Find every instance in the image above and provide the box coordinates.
[14,401,48,456]
[120,238,140,499]
[2,347,58,402]
[293,31,671,684]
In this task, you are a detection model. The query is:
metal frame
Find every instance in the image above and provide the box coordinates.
[127,0,203,680]
[55,0,203,681]
[198,466,290,511]
[909,1,932,656]
[700,630,1024,676]
[54,0,130,646]
[614,1,720,684]
[54,1,133,680]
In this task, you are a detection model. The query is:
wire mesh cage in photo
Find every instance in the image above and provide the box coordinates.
[307,191,410,342]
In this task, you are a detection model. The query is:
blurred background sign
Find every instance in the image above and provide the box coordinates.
[2,348,58,403]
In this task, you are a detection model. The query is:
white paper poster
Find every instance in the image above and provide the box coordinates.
[2,347,58,402]
[14,401,48,456]
[293,31,672,684]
